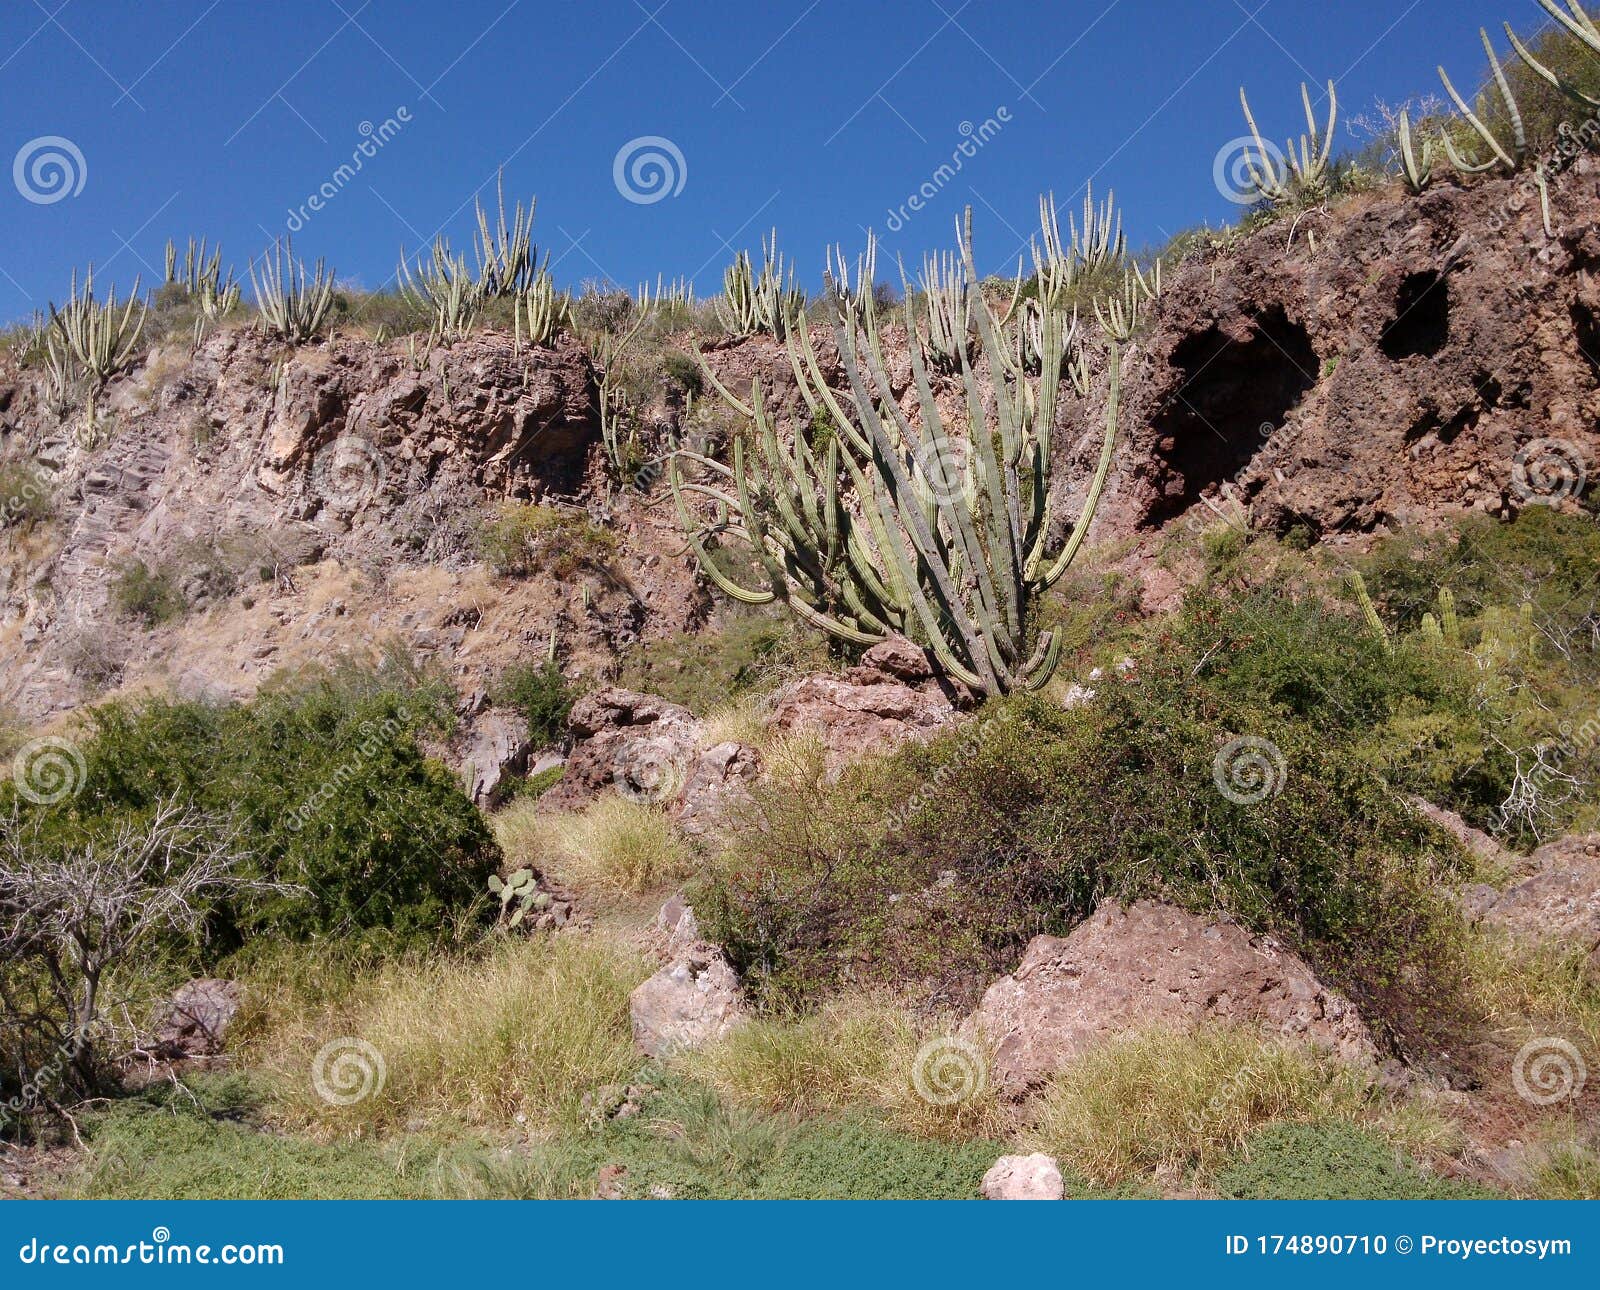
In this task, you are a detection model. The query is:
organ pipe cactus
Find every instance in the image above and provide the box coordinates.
[249,239,336,343]
[825,234,880,336]
[1397,110,1436,193]
[715,234,805,339]
[671,207,1121,697]
[399,242,481,340]
[1239,81,1338,203]
[472,171,538,298]
[916,248,968,373]
[46,266,146,391]
[515,271,569,349]
[1438,28,1526,175]
[1506,1,1600,109]
[164,237,240,318]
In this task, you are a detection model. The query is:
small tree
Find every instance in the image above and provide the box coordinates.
[0,798,293,1110]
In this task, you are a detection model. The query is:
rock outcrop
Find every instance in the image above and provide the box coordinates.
[150,978,241,1059]
[767,636,961,769]
[964,900,1376,1097]
[1470,833,1600,966]
[629,943,746,1057]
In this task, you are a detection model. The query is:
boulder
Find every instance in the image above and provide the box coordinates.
[768,636,958,770]
[459,709,534,807]
[656,893,703,958]
[1471,833,1600,965]
[629,944,746,1057]
[543,687,705,809]
[151,979,241,1058]
[671,740,760,838]
[964,900,1376,1097]
[981,1153,1065,1200]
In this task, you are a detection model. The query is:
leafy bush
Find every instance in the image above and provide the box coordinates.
[699,590,1468,1035]
[475,503,616,578]
[0,460,51,528]
[1215,1120,1495,1199]
[12,655,498,945]
[491,660,577,748]
[110,558,186,626]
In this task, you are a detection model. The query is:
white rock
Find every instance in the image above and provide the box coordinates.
[981,1153,1065,1200]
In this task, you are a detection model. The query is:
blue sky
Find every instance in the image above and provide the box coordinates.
[0,0,1536,323]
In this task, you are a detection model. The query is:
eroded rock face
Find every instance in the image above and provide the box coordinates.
[1472,834,1600,965]
[767,636,960,769]
[629,943,745,1057]
[459,709,534,807]
[544,687,706,808]
[980,1153,1065,1200]
[964,900,1376,1097]
[1063,162,1600,546]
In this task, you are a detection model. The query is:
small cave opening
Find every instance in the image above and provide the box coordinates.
[1381,271,1450,359]
[1144,307,1318,525]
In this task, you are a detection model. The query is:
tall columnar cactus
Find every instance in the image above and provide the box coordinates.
[472,171,538,298]
[164,237,240,318]
[1397,110,1436,193]
[915,248,968,373]
[715,233,805,339]
[1438,28,1527,175]
[825,234,880,335]
[1238,81,1338,203]
[46,266,146,391]
[515,271,569,349]
[672,207,1121,697]
[249,238,336,343]
[1506,1,1600,109]
[399,241,481,340]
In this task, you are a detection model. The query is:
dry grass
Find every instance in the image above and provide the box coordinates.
[1024,1026,1374,1188]
[250,935,649,1136]
[1458,928,1600,1058]
[494,794,695,899]
[675,993,1007,1141]
[698,693,771,750]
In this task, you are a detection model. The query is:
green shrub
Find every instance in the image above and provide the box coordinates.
[475,503,616,578]
[0,460,51,528]
[110,558,186,626]
[698,584,1472,1042]
[492,660,577,747]
[1215,1121,1496,1199]
[15,655,498,946]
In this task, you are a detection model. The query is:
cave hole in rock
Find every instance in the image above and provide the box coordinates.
[1145,307,1318,525]
[1380,271,1450,359]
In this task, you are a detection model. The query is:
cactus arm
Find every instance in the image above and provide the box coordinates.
[1036,344,1120,588]
[1437,62,1517,172]
[1505,20,1600,109]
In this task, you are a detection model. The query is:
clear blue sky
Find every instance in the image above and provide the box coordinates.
[0,0,1537,323]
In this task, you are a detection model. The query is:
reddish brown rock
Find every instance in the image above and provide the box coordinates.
[1471,833,1600,965]
[964,900,1376,1097]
